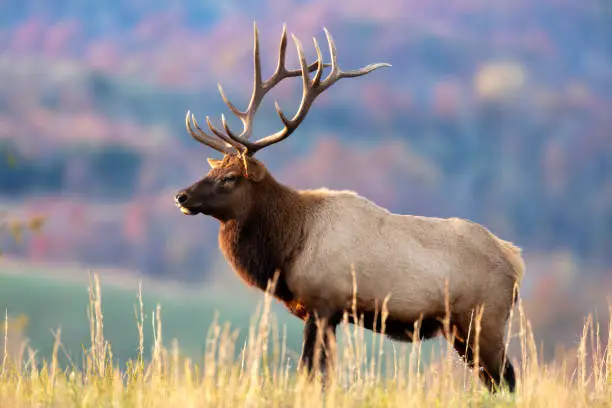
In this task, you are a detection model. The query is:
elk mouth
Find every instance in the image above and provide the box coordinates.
[178,206,197,215]
[174,195,199,216]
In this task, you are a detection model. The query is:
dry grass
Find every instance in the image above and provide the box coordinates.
[1,273,611,408]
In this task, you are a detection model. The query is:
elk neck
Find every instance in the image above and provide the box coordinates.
[218,174,319,302]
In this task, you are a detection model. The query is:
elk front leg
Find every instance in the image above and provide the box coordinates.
[299,312,340,380]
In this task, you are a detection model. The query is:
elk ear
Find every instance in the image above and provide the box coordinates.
[207,158,223,169]
[245,157,266,182]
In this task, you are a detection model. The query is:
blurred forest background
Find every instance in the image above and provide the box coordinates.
[1,0,612,365]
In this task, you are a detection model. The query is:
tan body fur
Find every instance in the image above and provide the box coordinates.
[288,188,524,324]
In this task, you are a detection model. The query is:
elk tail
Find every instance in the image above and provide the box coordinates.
[497,238,526,287]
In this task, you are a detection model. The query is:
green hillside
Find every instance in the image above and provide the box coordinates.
[0,270,436,372]
[0,271,303,367]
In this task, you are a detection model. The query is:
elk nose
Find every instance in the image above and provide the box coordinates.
[175,192,188,204]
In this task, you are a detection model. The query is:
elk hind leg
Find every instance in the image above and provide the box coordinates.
[477,336,515,393]
[451,318,516,393]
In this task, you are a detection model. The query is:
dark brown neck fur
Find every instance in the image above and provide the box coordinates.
[218,174,322,305]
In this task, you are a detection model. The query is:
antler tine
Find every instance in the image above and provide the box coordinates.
[185,111,235,155]
[311,37,325,87]
[244,28,391,156]
[194,113,244,152]
[322,27,391,84]
[266,34,315,134]
[269,24,289,84]
[262,24,330,89]
[204,115,246,152]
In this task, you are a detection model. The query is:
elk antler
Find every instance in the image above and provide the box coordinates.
[186,22,390,156]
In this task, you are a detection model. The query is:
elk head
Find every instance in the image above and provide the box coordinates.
[174,23,390,221]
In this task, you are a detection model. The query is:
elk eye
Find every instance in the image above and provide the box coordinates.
[220,175,238,184]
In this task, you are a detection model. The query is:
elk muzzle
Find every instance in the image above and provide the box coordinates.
[174,190,198,215]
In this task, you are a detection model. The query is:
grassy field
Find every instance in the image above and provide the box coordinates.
[0,272,611,407]
[0,268,306,367]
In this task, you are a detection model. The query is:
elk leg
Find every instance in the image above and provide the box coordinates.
[299,312,340,380]
[450,320,515,393]
[477,339,516,393]
[300,314,318,374]
[452,333,476,368]
[503,359,516,393]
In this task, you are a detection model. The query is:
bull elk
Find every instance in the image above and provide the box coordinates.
[174,23,525,393]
